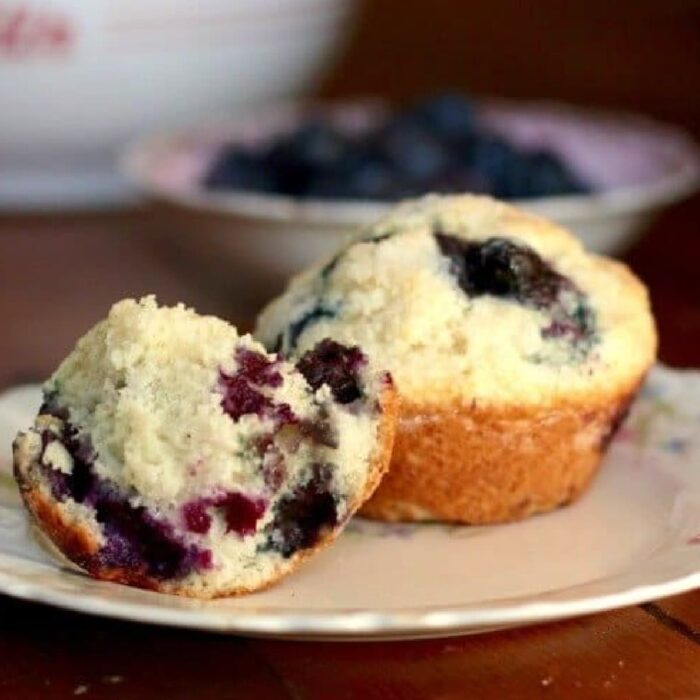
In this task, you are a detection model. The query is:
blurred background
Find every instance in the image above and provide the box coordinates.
[326,0,700,132]
[1,0,699,388]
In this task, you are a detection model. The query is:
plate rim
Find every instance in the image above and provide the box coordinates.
[0,550,697,638]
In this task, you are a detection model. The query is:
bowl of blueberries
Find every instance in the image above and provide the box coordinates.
[125,94,700,308]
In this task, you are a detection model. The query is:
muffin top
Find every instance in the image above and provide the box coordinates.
[256,195,657,407]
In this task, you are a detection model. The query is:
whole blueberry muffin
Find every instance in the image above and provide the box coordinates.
[13,297,397,597]
[256,195,657,524]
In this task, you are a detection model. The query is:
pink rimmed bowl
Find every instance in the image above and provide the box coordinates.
[123,100,700,312]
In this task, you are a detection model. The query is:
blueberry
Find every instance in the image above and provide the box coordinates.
[96,496,200,580]
[219,372,296,425]
[234,348,283,388]
[521,151,590,197]
[370,116,452,186]
[303,174,353,200]
[351,159,406,199]
[216,492,266,536]
[456,136,591,200]
[183,493,272,541]
[435,234,561,304]
[264,463,338,558]
[203,149,276,193]
[434,233,595,345]
[219,349,297,425]
[411,93,475,142]
[464,136,522,190]
[278,122,349,169]
[219,374,271,421]
[263,122,350,197]
[201,94,592,201]
[296,339,367,405]
[183,501,212,535]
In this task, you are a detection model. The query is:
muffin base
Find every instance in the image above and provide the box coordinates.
[359,380,642,524]
[13,384,398,599]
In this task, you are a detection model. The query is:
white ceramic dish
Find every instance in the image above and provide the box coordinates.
[0,0,356,209]
[1,364,700,641]
[124,100,700,299]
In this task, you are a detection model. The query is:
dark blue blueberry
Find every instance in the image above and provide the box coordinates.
[203,149,276,193]
[410,93,476,142]
[219,347,297,425]
[262,122,351,197]
[435,234,560,304]
[345,161,399,199]
[301,149,397,201]
[296,339,366,405]
[274,122,349,169]
[369,116,452,186]
[219,371,295,425]
[464,136,523,194]
[201,94,592,201]
[435,233,594,344]
[95,495,204,580]
[219,373,272,422]
[520,151,590,197]
[303,174,354,200]
[264,463,338,558]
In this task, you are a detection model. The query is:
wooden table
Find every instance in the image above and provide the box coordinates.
[0,198,699,698]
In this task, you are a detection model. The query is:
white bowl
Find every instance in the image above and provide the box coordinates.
[0,0,356,209]
[124,100,700,310]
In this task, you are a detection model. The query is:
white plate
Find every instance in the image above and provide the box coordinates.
[1,365,699,641]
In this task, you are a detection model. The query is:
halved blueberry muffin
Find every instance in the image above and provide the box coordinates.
[13,297,397,597]
[256,195,657,524]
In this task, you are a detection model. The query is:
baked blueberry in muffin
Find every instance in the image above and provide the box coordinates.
[13,298,397,597]
[256,195,657,524]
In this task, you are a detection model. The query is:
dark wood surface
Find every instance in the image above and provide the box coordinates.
[0,197,699,698]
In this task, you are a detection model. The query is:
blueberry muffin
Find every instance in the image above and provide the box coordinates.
[256,195,657,524]
[13,297,397,597]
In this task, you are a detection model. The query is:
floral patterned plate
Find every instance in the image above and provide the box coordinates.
[0,365,699,641]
